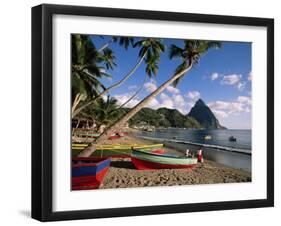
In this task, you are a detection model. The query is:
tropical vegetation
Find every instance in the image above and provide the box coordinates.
[71,35,222,157]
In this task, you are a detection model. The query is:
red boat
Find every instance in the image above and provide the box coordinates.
[131,149,199,170]
[72,157,110,190]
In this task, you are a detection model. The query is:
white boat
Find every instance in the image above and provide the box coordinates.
[204,135,212,140]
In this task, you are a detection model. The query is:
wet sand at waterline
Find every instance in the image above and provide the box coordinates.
[90,134,251,189]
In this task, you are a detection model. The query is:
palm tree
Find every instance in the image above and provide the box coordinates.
[97,36,134,52]
[100,48,117,70]
[91,96,121,133]
[72,35,114,116]
[72,37,165,118]
[117,74,148,109]
[78,40,221,157]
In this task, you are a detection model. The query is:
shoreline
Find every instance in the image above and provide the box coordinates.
[135,134,252,173]
[93,134,252,189]
[135,133,251,154]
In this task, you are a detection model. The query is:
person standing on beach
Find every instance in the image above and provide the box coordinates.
[197,149,203,163]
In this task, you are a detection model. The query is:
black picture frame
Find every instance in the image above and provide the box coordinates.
[32,4,274,222]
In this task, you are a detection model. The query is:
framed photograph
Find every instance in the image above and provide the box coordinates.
[32,4,274,221]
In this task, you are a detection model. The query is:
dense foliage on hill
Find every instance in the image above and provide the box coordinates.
[156,108,202,128]
[117,99,226,129]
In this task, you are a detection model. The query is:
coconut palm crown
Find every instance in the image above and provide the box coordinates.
[169,40,221,87]
[134,38,165,77]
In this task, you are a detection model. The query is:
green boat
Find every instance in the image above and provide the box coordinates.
[131,149,198,170]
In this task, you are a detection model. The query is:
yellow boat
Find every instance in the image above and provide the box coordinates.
[72,143,164,151]
[72,143,164,158]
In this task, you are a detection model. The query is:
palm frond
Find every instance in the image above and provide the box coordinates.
[119,37,135,49]
[169,44,184,59]
[101,48,117,70]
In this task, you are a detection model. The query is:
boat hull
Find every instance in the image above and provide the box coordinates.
[131,157,197,170]
[72,157,110,190]
[131,149,198,170]
[72,143,163,150]
[72,144,164,158]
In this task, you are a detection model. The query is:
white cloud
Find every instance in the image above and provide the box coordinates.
[210,72,219,81]
[161,99,174,109]
[208,96,252,119]
[115,89,193,115]
[159,93,174,109]
[187,101,195,108]
[208,101,244,115]
[237,82,246,91]
[212,109,229,118]
[237,96,251,105]
[160,93,169,100]
[248,71,252,81]
[187,91,201,100]
[172,94,189,113]
[145,98,160,109]
[128,85,138,90]
[220,74,242,85]
[144,80,157,92]
[114,93,140,108]
[159,92,189,114]
[166,86,180,94]
[174,94,185,105]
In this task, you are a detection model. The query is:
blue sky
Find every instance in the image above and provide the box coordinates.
[90,35,252,129]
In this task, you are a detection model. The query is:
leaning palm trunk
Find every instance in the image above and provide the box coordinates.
[97,38,114,52]
[78,64,192,157]
[71,93,84,116]
[72,52,147,118]
[118,75,148,109]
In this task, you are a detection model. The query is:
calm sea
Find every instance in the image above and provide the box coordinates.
[137,128,251,151]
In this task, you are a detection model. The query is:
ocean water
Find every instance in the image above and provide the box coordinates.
[137,128,251,151]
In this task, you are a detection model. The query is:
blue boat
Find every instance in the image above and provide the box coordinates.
[72,157,111,190]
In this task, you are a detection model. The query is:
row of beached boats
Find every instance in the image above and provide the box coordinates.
[72,143,165,158]
[72,143,203,190]
[72,130,128,140]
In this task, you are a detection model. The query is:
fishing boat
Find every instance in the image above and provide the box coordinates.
[72,143,164,158]
[72,157,110,190]
[131,149,199,170]
[72,132,100,138]
[204,135,212,140]
[72,143,89,149]
[72,132,128,140]
[72,143,163,151]
[91,144,165,158]
[229,136,237,142]
[98,143,163,150]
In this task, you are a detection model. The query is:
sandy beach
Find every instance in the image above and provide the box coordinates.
[90,134,251,189]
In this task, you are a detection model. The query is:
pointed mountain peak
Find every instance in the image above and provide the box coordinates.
[188,98,227,129]
[195,98,206,106]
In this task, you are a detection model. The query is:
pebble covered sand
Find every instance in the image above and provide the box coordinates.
[94,134,251,189]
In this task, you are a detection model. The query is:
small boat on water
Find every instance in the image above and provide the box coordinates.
[131,149,199,170]
[72,157,110,190]
[229,136,237,142]
[204,135,212,140]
